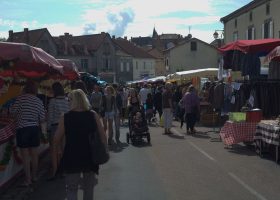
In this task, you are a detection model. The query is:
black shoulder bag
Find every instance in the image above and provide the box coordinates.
[89,111,109,165]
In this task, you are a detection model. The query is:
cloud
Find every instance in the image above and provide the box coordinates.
[83,23,96,34]
[43,23,84,36]
[107,9,134,37]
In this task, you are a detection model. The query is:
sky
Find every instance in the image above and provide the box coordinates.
[0,0,252,43]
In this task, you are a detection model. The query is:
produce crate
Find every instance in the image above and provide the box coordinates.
[200,112,219,126]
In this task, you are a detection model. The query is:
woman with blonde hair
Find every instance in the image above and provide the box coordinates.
[102,85,117,145]
[54,89,107,200]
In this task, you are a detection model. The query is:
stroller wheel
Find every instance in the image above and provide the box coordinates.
[147,132,151,144]
[126,133,130,144]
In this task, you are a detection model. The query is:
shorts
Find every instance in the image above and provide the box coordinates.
[104,111,115,119]
[16,126,40,148]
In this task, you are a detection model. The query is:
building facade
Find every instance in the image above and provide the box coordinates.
[221,0,280,43]
[164,38,219,73]
[113,38,156,81]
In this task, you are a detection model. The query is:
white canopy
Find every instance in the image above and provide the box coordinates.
[171,68,218,80]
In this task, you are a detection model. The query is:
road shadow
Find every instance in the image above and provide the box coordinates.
[225,144,257,156]
[130,139,152,148]
[167,134,185,140]
[191,131,211,139]
[109,141,129,153]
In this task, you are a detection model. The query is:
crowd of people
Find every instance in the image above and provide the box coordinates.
[10,79,200,199]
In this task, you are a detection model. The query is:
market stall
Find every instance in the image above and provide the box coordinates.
[254,120,280,163]
[166,68,218,86]
[0,42,64,188]
[216,39,280,149]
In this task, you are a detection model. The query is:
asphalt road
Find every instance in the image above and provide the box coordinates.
[5,122,280,200]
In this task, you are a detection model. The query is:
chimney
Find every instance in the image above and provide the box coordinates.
[24,28,29,43]
[64,32,70,37]
[124,36,127,40]
[8,30,13,41]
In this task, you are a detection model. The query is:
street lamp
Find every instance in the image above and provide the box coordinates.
[213,30,224,39]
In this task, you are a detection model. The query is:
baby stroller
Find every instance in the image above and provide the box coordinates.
[126,105,151,144]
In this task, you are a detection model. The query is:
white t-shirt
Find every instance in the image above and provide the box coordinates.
[139,87,150,105]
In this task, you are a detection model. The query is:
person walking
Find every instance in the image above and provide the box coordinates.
[90,84,103,115]
[102,86,117,145]
[162,83,173,134]
[54,89,107,200]
[47,82,70,180]
[181,85,200,134]
[145,93,154,123]
[153,86,163,119]
[11,81,46,186]
[113,84,122,143]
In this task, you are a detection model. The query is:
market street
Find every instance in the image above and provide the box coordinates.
[1,122,279,200]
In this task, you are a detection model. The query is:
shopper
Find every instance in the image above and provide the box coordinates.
[181,85,200,134]
[102,86,117,145]
[54,89,106,200]
[11,81,46,186]
[47,82,70,180]
[162,82,173,134]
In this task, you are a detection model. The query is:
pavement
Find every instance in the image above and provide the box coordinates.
[1,120,279,200]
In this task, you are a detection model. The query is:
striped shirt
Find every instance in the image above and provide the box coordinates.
[47,96,70,130]
[11,94,46,129]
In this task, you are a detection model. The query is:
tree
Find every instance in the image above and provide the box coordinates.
[0,37,6,42]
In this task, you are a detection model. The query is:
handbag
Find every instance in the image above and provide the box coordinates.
[89,111,109,165]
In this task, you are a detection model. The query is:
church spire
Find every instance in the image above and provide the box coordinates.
[152,25,158,38]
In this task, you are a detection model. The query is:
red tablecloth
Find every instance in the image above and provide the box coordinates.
[220,121,258,146]
[0,118,16,145]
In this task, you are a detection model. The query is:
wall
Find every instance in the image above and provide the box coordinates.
[133,58,155,81]
[168,40,219,73]
[224,0,280,43]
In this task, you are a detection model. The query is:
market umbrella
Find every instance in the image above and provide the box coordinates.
[218,39,280,55]
[264,46,280,62]
[56,59,79,80]
[0,42,63,78]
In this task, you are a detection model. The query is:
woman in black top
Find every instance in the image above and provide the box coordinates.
[54,89,107,200]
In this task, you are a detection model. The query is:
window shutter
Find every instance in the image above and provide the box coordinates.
[246,30,248,40]
[269,20,274,38]
[262,24,264,39]
[252,27,255,40]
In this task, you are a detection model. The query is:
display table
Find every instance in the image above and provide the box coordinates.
[0,119,48,188]
[220,121,258,146]
[254,120,280,163]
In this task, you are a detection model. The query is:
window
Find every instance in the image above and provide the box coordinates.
[249,12,253,22]
[266,3,270,15]
[120,62,124,72]
[81,59,88,71]
[234,19,237,28]
[247,26,255,40]
[233,32,238,41]
[103,58,111,71]
[263,20,273,38]
[165,58,169,67]
[143,62,146,69]
[126,62,129,72]
[190,41,197,51]
[136,61,138,70]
